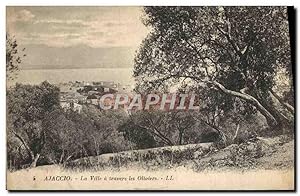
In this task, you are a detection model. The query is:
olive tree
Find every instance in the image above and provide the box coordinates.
[134,7,294,134]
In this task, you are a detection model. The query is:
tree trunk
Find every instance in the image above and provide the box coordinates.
[30,154,40,168]
[269,89,294,113]
[178,129,184,145]
[91,135,99,155]
[210,81,294,134]
[64,155,74,164]
[257,92,294,134]
[232,123,240,142]
[210,81,278,127]
[59,150,65,164]
[11,131,33,160]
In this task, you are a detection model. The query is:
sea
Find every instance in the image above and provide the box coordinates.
[8,68,135,86]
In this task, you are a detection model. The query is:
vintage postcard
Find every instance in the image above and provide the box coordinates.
[6,6,295,191]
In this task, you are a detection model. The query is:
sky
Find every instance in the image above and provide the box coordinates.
[6,6,150,68]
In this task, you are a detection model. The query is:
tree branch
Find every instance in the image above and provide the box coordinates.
[214,24,242,56]
[269,89,294,113]
[11,130,34,160]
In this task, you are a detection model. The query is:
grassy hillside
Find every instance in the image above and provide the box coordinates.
[7,135,294,190]
[65,135,294,172]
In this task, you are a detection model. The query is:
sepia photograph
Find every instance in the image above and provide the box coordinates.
[6,5,295,191]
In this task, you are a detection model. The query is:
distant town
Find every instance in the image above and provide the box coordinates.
[58,81,133,113]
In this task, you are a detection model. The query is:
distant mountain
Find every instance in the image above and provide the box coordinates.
[20,44,137,69]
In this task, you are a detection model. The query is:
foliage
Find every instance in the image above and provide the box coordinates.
[6,34,25,80]
[134,6,294,133]
[7,81,60,168]
[118,118,157,149]
[7,83,131,169]
[118,110,212,148]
